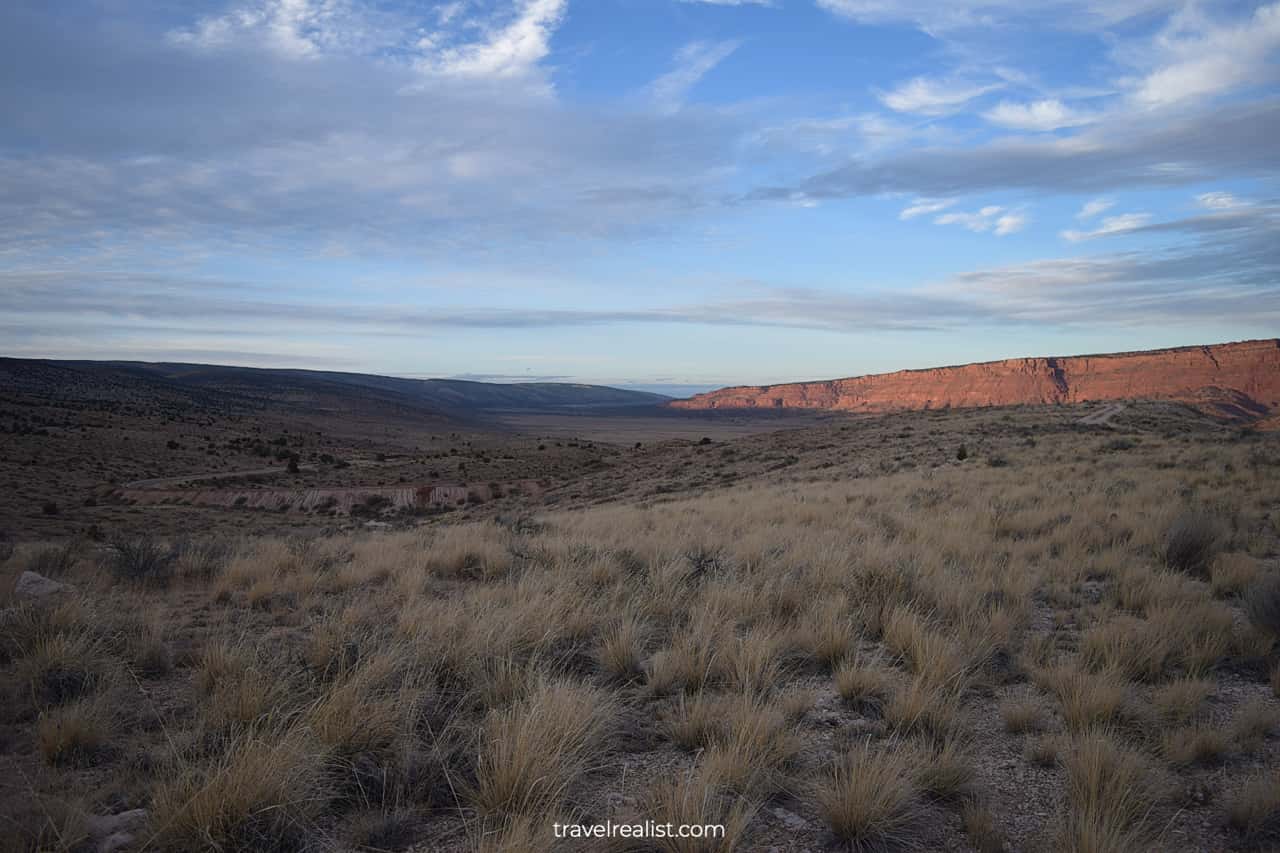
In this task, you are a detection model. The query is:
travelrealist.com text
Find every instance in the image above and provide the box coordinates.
[552,821,727,840]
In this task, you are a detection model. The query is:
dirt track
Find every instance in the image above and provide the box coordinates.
[118,480,544,514]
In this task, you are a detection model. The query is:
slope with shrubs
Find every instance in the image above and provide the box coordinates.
[1,422,1279,852]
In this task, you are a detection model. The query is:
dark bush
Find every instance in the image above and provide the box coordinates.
[1244,574,1280,638]
[104,537,174,583]
[26,542,79,576]
[41,501,59,516]
[956,444,968,461]
[1163,513,1221,578]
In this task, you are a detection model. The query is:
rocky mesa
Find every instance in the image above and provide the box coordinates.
[670,339,1280,422]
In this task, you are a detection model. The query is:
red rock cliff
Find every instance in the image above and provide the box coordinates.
[669,339,1280,419]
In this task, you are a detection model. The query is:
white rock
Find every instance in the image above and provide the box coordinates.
[14,571,72,600]
[85,809,147,840]
[771,807,811,831]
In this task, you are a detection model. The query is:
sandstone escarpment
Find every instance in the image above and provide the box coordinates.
[670,339,1280,422]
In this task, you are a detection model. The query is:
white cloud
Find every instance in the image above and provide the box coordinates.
[1076,198,1114,220]
[648,40,741,112]
[1196,191,1248,210]
[816,0,1180,34]
[1061,212,1151,241]
[435,2,466,26]
[422,0,567,80]
[899,198,956,220]
[679,0,774,5]
[983,99,1095,132]
[933,204,1026,235]
[1131,3,1280,107]
[994,212,1028,235]
[170,0,569,84]
[878,76,1002,115]
[168,0,383,59]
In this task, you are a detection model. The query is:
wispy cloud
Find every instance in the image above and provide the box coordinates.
[935,205,1027,236]
[417,0,567,82]
[816,0,1181,33]
[878,76,1002,115]
[6,202,1275,352]
[1196,191,1248,210]
[899,198,956,220]
[1061,212,1151,242]
[1128,2,1280,108]
[747,98,1280,201]
[648,40,740,112]
[983,99,1095,132]
[1076,197,1114,220]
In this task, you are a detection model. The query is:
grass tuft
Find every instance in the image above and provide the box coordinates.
[815,740,922,852]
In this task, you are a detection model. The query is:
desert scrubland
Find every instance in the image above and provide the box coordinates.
[3,409,1279,852]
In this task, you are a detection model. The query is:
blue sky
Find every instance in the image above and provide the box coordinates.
[1,0,1277,390]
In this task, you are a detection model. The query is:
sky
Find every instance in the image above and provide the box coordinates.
[1,0,1278,391]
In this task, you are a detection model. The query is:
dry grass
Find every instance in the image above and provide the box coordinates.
[470,679,614,817]
[1245,573,1280,638]
[1024,735,1059,767]
[834,653,895,712]
[961,801,1006,853]
[914,737,976,802]
[640,766,755,853]
[149,729,326,851]
[1035,665,1137,732]
[1212,553,1261,598]
[665,692,725,752]
[698,694,799,798]
[999,697,1047,734]
[1161,724,1230,766]
[883,676,965,744]
[37,697,113,766]
[1163,512,1221,578]
[4,409,1277,852]
[816,740,923,852]
[1224,771,1280,845]
[1231,699,1280,752]
[1058,729,1170,851]
[596,615,647,683]
[424,522,514,579]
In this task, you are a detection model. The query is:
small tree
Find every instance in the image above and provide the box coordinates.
[956,444,968,461]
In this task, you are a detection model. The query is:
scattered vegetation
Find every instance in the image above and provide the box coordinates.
[2,408,1278,851]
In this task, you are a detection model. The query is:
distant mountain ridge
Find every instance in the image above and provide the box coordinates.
[0,358,669,424]
[669,339,1280,425]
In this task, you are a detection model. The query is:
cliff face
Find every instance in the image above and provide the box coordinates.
[670,340,1280,420]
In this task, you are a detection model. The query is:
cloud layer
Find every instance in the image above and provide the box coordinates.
[2,0,1277,378]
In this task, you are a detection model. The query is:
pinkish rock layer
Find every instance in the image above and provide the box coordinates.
[670,339,1280,421]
